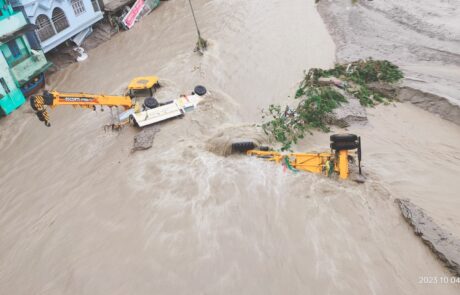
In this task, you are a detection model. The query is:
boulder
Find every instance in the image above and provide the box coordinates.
[132,125,160,152]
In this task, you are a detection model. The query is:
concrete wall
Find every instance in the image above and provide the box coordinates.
[0,53,26,115]
[0,12,27,36]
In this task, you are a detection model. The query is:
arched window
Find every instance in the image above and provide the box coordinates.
[52,8,69,33]
[35,15,56,42]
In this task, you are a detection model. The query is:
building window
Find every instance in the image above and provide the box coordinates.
[0,78,10,94]
[1,38,30,66]
[7,40,20,58]
[36,14,56,42]
[91,0,100,12]
[52,8,69,33]
[71,0,86,16]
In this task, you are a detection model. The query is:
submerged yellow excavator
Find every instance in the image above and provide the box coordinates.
[30,76,207,128]
[232,133,362,180]
[30,76,159,127]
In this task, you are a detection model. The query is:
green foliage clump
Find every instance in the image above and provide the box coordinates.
[262,59,403,150]
[262,87,346,151]
[195,36,208,54]
[325,59,403,84]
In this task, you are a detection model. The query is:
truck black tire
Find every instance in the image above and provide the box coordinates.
[144,97,159,109]
[43,91,53,105]
[194,85,207,96]
[330,141,359,151]
[330,133,358,143]
[129,115,139,127]
[232,141,256,153]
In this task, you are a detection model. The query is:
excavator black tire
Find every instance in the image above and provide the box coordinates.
[144,97,159,109]
[129,115,139,128]
[258,146,270,151]
[43,91,54,105]
[330,141,359,151]
[232,141,256,153]
[194,85,207,96]
[330,133,358,143]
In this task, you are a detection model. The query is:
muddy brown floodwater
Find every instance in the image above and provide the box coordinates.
[0,0,459,294]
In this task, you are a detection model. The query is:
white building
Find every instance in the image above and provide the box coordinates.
[11,0,103,52]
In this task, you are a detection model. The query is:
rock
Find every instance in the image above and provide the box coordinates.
[367,82,400,100]
[395,198,460,276]
[330,92,368,127]
[132,125,160,152]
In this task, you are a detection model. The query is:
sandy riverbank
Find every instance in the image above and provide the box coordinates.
[0,0,459,294]
[317,0,460,124]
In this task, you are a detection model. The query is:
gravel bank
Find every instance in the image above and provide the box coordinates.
[317,0,460,124]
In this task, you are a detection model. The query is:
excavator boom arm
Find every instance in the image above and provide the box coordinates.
[48,91,132,108]
[30,90,133,127]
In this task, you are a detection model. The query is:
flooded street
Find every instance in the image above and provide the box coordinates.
[0,0,459,294]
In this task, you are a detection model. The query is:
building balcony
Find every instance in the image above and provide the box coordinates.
[0,12,27,37]
[10,50,52,86]
[39,11,103,53]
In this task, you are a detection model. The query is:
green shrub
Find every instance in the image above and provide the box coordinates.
[262,59,403,150]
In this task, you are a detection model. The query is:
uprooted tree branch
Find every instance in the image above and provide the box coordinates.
[188,0,207,54]
[261,59,404,151]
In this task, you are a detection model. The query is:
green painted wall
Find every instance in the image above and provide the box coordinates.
[0,0,51,115]
[0,55,25,116]
[0,0,15,20]
[1,36,50,86]
[0,0,28,115]
[0,37,30,67]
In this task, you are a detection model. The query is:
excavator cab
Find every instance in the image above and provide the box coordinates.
[29,76,159,128]
[231,133,362,181]
[126,76,160,98]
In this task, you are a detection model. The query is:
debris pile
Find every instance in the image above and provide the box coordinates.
[117,0,161,30]
[132,125,160,152]
[261,59,404,150]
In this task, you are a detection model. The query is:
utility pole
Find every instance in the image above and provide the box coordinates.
[188,0,207,54]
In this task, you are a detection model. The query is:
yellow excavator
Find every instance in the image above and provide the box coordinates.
[231,133,362,180]
[30,76,207,128]
[30,76,159,127]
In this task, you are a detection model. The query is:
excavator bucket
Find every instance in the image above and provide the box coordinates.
[30,94,51,127]
[36,110,51,127]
